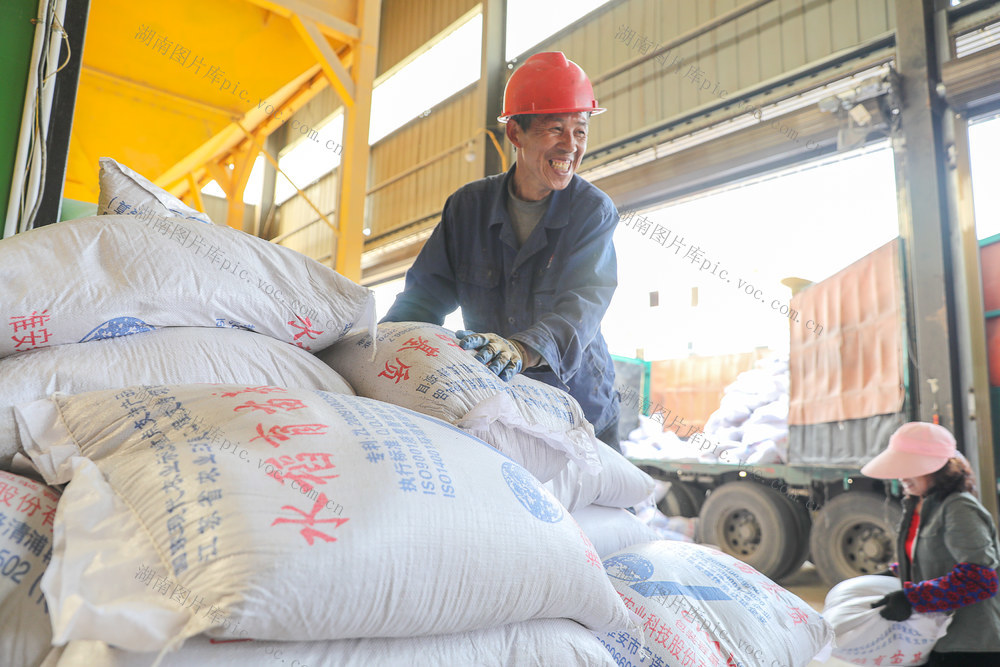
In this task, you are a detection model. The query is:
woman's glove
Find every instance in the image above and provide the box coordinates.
[871,590,913,621]
[455,331,522,381]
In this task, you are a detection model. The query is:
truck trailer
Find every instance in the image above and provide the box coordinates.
[626,237,998,586]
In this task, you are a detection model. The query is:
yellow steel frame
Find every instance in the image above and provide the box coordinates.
[67,0,379,282]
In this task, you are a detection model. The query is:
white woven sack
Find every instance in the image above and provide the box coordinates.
[15,384,631,653]
[741,422,789,448]
[42,618,618,667]
[0,470,59,667]
[598,541,834,667]
[822,575,952,666]
[97,157,213,224]
[744,396,789,426]
[572,505,659,558]
[546,441,655,512]
[318,322,601,482]
[0,215,375,360]
[0,327,354,470]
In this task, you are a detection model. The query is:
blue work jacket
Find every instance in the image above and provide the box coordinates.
[382,165,621,434]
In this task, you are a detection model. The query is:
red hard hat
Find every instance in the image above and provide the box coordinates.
[498,52,605,123]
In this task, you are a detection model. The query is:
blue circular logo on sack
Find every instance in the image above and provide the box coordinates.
[603,554,654,583]
[501,461,563,523]
[80,317,155,342]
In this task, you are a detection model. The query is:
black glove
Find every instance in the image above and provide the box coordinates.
[871,590,912,621]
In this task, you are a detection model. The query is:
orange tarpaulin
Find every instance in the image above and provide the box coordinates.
[789,239,905,425]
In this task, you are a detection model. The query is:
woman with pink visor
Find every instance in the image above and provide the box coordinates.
[861,421,1000,666]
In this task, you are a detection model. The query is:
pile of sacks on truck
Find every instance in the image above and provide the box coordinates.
[0,158,834,667]
[622,355,791,466]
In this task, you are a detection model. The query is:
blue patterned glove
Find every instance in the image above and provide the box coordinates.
[455,330,523,381]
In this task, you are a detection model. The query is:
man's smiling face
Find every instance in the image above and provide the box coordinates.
[507,112,589,201]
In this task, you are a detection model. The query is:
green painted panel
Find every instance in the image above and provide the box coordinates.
[59,197,98,221]
[0,0,40,238]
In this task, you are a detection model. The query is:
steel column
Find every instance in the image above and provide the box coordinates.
[259,131,280,239]
[892,0,962,435]
[950,111,999,518]
[334,0,379,280]
[479,0,507,177]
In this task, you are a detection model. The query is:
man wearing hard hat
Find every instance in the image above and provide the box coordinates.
[383,52,622,451]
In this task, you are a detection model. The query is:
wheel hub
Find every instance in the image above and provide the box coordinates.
[723,509,761,556]
[841,522,892,574]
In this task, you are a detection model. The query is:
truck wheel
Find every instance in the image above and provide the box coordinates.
[772,494,812,582]
[657,481,704,518]
[809,492,901,587]
[696,482,799,580]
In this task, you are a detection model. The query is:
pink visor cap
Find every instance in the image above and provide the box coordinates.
[861,422,957,479]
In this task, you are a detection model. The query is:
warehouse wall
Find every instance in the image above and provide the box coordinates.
[377,0,480,76]
[202,194,257,236]
[273,171,339,261]
[270,0,479,264]
[549,0,895,154]
[359,0,898,261]
[366,85,482,239]
[270,0,899,273]
[273,83,482,261]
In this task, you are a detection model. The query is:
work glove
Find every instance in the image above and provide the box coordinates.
[455,330,522,381]
[871,590,913,622]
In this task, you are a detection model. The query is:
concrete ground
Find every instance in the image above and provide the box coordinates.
[782,562,854,667]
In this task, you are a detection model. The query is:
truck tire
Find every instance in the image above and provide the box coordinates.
[657,480,704,518]
[696,481,800,580]
[772,494,812,582]
[809,492,901,587]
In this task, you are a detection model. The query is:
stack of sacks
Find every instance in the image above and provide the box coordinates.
[627,414,665,444]
[621,414,733,464]
[632,493,696,542]
[648,514,697,541]
[0,470,59,667]
[822,575,953,666]
[41,621,620,666]
[0,214,375,357]
[545,441,655,512]
[2,159,639,665]
[702,354,790,465]
[598,541,834,667]
[321,322,660,561]
[568,468,694,547]
[15,384,633,664]
[0,328,355,470]
[548,445,657,558]
[0,208,376,469]
[619,415,689,461]
[319,321,602,482]
[571,505,660,558]
[96,157,214,224]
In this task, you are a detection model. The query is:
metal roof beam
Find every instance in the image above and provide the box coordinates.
[243,0,360,42]
[290,15,355,106]
[155,65,325,194]
[81,66,234,119]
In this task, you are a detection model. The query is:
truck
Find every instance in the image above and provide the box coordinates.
[620,237,998,586]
